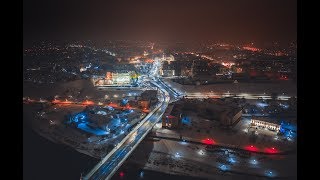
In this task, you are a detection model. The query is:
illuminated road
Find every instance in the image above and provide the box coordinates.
[184,92,291,100]
[153,78,183,102]
[84,79,171,180]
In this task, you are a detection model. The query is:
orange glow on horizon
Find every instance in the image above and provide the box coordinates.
[221,62,235,68]
[82,100,95,105]
[145,59,154,63]
[243,46,261,52]
[125,104,132,109]
[142,107,150,113]
[108,102,118,108]
[58,99,73,104]
[52,99,61,104]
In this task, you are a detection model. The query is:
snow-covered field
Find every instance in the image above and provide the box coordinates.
[162,78,297,96]
[154,116,296,153]
[128,137,297,179]
[23,79,146,158]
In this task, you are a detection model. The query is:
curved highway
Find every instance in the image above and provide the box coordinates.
[84,78,171,180]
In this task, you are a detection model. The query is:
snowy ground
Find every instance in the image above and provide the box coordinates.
[153,116,296,153]
[23,79,147,158]
[23,79,144,102]
[29,102,147,158]
[127,137,297,179]
[162,78,297,97]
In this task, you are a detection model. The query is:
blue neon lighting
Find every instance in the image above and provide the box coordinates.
[218,164,229,171]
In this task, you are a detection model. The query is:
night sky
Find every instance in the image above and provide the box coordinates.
[23,0,296,45]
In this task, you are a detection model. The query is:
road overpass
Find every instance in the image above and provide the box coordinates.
[83,79,171,180]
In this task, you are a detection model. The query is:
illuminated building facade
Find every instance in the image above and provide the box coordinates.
[251,118,281,132]
[93,71,139,86]
[160,59,176,77]
[165,55,175,64]
[160,69,175,77]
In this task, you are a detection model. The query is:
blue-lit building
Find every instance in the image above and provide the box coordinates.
[279,121,297,139]
[68,106,129,136]
[181,116,191,126]
[120,99,129,106]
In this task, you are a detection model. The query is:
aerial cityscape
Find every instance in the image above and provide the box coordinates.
[23,1,297,180]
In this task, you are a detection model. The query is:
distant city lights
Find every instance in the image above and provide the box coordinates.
[243,46,261,52]
[52,99,61,104]
[221,62,235,68]
[82,100,95,105]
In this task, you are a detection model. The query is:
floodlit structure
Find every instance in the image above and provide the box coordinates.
[68,106,130,136]
[160,69,175,77]
[92,71,139,86]
[251,117,281,132]
[165,54,175,63]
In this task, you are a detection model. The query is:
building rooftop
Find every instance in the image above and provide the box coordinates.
[252,117,280,125]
